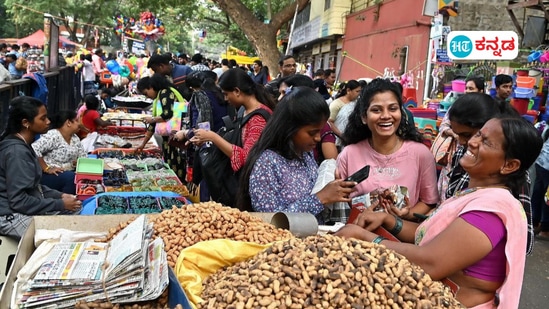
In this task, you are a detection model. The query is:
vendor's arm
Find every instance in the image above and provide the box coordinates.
[338,215,493,281]
[94,115,115,128]
[137,130,154,151]
[6,149,64,214]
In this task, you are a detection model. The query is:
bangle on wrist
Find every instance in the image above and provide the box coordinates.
[372,236,386,244]
[389,215,403,235]
[44,166,51,172]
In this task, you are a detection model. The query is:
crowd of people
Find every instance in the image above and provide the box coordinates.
[0,43,32,81]
[0,47,548,308]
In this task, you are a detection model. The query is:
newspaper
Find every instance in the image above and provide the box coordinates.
[17,215,169,309]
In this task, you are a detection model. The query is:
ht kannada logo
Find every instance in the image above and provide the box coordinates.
[449,35,472,59]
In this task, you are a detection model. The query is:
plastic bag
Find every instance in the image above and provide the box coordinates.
[175,239,271,308]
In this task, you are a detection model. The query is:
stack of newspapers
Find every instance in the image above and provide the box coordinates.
[18,215,169,308]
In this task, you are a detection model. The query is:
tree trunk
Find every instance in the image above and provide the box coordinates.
[212,0,309,78]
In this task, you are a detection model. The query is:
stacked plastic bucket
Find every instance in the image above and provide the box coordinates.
[513,73,536,115]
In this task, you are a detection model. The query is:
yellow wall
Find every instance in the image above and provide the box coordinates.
[351,0,381,12]
[322,0,353,35]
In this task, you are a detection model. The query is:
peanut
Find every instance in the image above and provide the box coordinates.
[198,235,464,308]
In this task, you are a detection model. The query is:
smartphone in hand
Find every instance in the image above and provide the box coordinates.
[345,165,370,184]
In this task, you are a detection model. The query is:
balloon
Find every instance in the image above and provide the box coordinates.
[123,60,134,73]
[119,65,130,77]
[128,56,137,67]
[106,60,120,75]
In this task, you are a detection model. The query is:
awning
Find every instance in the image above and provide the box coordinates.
[17,29,82,47]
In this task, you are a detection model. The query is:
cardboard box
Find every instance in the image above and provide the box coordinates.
[0,214,191,309]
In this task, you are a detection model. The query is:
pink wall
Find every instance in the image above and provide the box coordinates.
[340,0,431,100]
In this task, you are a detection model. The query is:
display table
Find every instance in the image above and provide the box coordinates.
[102,111,149,127]
[111,95,153,112]
[81,191,183,215]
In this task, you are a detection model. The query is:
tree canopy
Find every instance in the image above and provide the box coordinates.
[2,0,310,75]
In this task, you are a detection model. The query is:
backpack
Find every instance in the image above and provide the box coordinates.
[198,106,271,207]
[22,73,48,104]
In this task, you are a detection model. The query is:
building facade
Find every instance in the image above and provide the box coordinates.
[340,0,432,99]
[289,0,353,72]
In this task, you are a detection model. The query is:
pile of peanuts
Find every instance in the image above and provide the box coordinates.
[105,202,293,268]
[199,235,465,309]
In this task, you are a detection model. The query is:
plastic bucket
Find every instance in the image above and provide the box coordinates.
[402,88,417,103]
[516,76,536,88]
[514,87,535,98]
[529,69,543,88]
[513,98,529,115]
[516,69,529,76]
[451,80,466,92]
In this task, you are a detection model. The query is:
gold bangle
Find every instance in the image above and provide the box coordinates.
[44,166,51,172]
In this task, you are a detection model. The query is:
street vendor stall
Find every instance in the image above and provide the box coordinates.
[0,199,466,309]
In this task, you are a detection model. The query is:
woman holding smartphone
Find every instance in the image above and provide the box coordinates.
[334,79,439,224]
[237,87,356,222]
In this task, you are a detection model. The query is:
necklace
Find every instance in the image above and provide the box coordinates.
[453,185,510,197]
[16,133,28,144]
[369,139,401,173]
[369,138,401,156]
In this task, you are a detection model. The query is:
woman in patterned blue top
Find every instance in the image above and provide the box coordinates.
[237,87,356,222]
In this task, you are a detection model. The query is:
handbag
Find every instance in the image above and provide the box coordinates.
[153,87,188,136]
[430,132,456,166]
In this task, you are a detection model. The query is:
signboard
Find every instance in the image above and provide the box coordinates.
[430,14,444,38]
[132,41,145,54]
[289,17,321,49]
[436,49,452,64]
[447,31,519,60]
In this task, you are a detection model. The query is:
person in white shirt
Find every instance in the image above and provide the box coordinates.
[82,54,97,96]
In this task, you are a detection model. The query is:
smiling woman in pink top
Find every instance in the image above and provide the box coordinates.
[334,78,439,223]
[336,117,543,308]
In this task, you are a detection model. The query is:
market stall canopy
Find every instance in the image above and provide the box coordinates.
[17,29,82,47]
